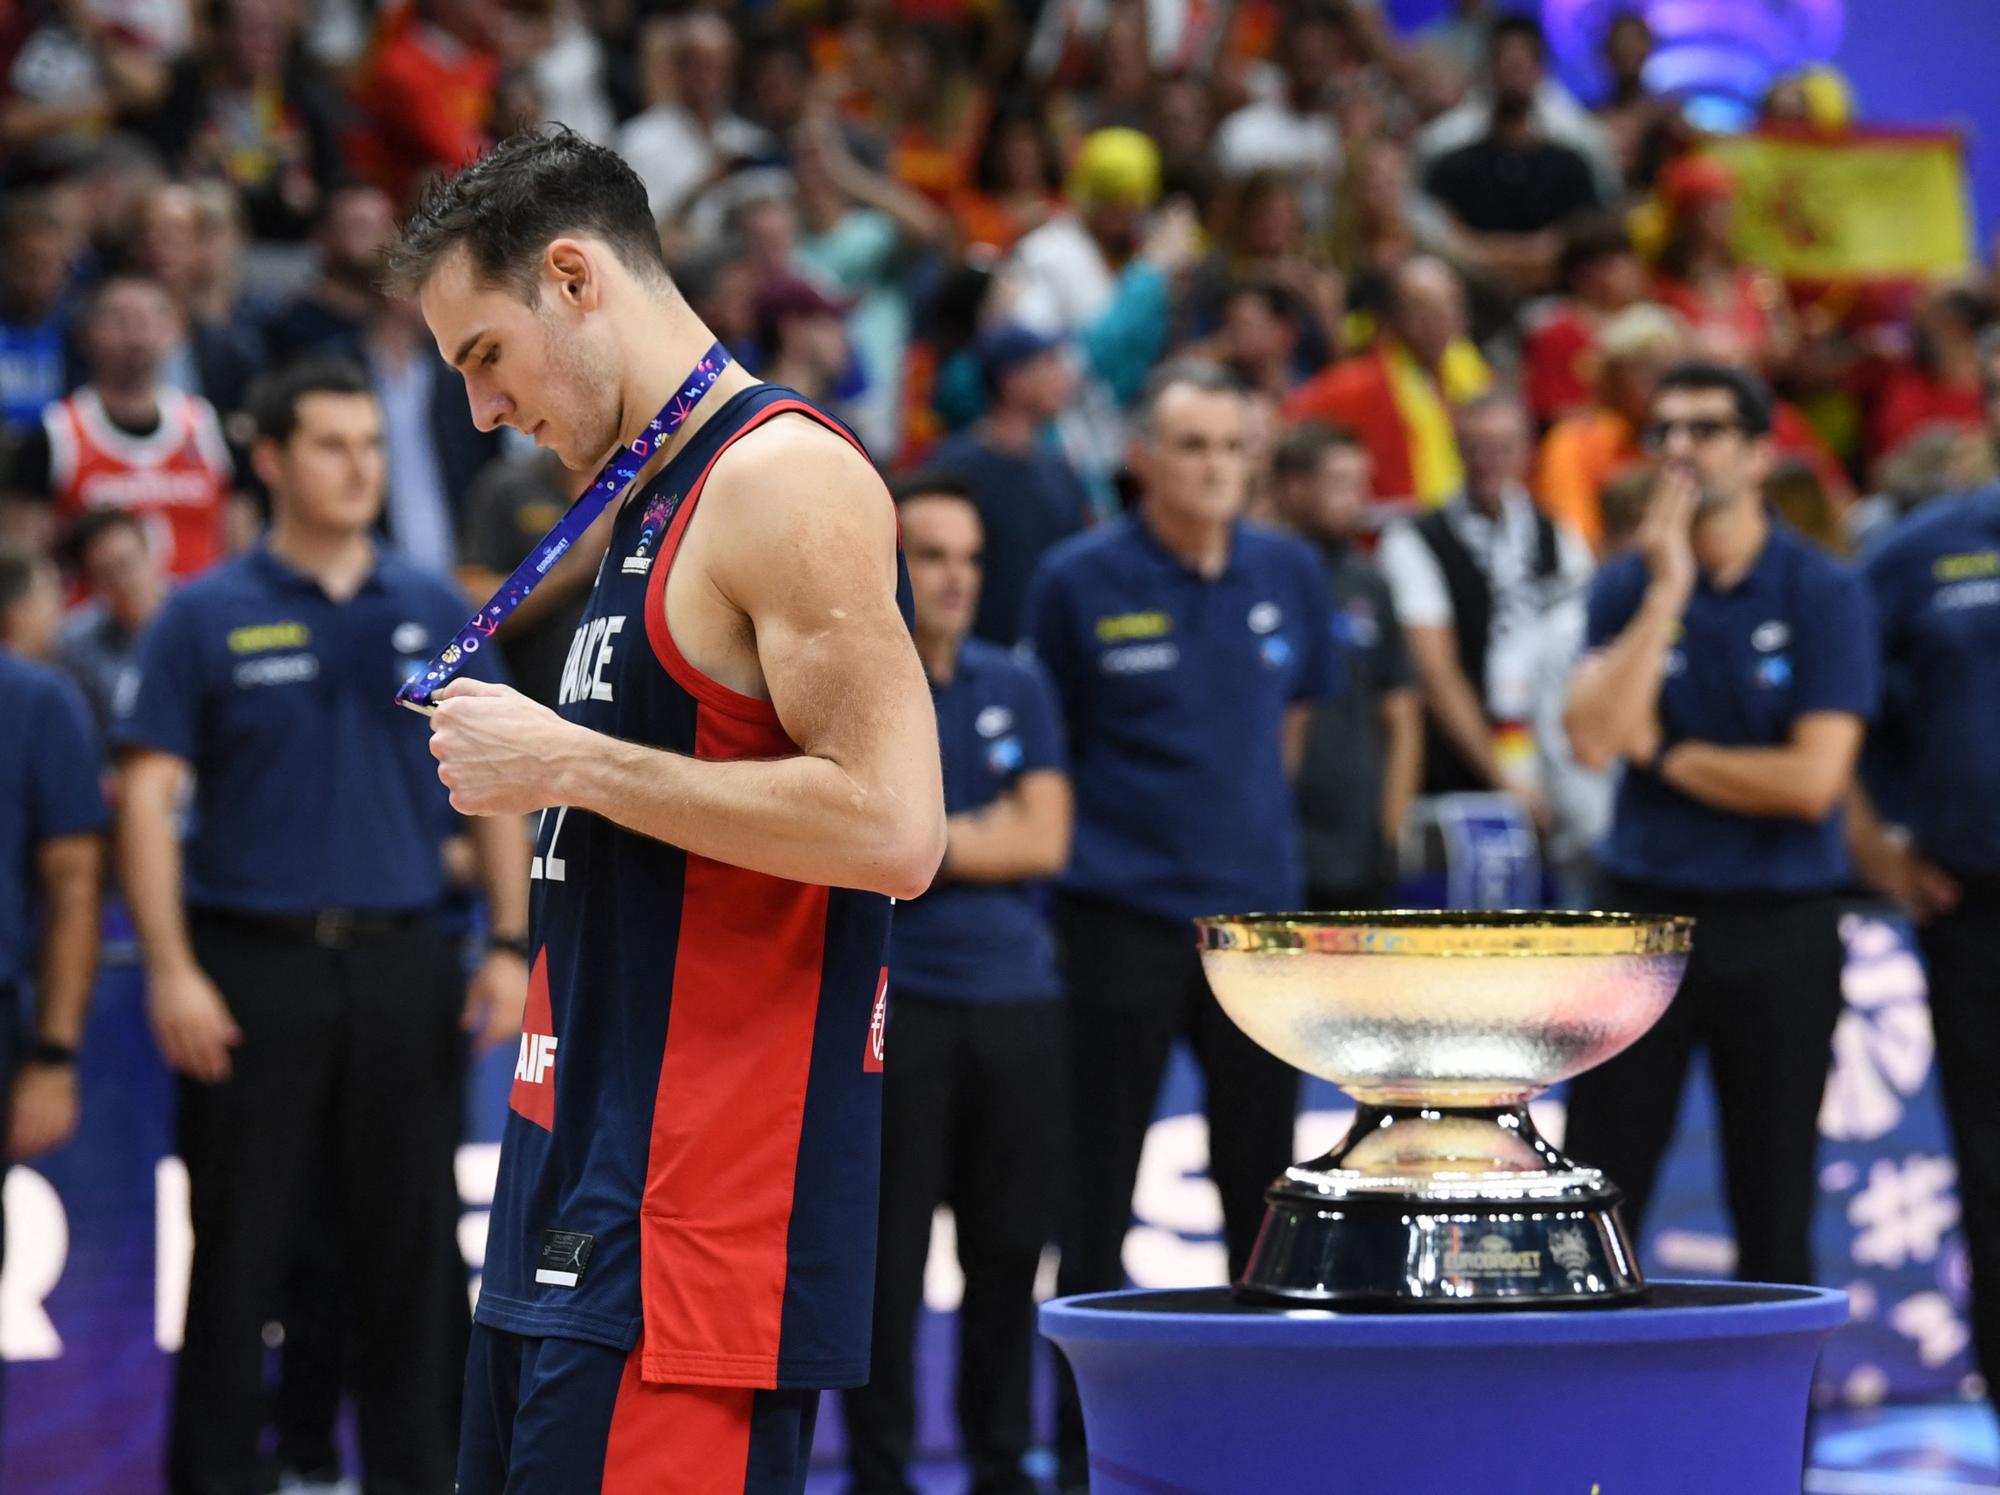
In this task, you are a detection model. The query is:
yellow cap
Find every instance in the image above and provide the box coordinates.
[1067,128,1162,208]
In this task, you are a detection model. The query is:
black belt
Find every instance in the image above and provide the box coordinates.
[196,907,434,949]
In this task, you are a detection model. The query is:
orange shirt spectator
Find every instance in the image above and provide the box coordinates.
[348,0,497,206]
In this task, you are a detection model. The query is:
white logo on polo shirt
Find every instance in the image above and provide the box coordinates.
[391,621,429,655]
[975,705,1013,738]
[233,654,319,688]
[1751,620,1790,652]
[1101,642,1180,676]
[1248,602,1282,634]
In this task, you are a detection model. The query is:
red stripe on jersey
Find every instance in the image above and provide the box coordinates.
[602,1342,754,1493]
[643,398,871,722]
[637,698,831,1387]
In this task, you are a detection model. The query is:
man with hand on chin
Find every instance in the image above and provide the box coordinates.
[1561,361,1877,1289]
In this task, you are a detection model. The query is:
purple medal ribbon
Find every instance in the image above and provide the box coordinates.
[397,341,732,713]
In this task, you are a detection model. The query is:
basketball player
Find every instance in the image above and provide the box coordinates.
[390,128,946,1494]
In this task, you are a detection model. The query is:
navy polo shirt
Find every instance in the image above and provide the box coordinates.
[892,638,1066,1002]
[1862,485,2000,876]
[113,544,505,915]
[1024,513,1343,922]
[0,654,107,988]
[1587,523,1877,895]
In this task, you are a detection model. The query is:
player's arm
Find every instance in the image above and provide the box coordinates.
[1656,712,1863,822]
[939,770,1071,885]
[430,425,947,897]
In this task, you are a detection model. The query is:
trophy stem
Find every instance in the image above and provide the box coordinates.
[1236,1101,1645,1308]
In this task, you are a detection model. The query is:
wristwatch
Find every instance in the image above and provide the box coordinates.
[487,932,532,962]
[25,1038,77,1068]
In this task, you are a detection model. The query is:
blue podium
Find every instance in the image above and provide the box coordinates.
[1042,1281,1848,1494]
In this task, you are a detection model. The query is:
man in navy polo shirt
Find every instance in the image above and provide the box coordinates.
[1025,360,1342,1491]
[842,471,1071,1495]
[0,645,105,1290]
[1563,361,1877,1287]
[1849,342,2000,1415]
[115,358,531,1495]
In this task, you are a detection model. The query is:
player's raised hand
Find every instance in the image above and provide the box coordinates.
[429,679,583,817]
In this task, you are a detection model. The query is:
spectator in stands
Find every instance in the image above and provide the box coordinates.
[262,185,398,365]
[1206,282,1312,401]
[361,284,501,574]
[150,0,348,244]
[3,275,234,580]
[1536,302,1686,553]
[1412,13,1619,206]
[1008,126,1162,340]
[619,15,772,228]
[1865,283,1992,466]
[1651,155,1795,373]
[1378,392,1592,823]
[1214,1,1346,218]
[1024,361,1341,1492]
[792,106,949,457]
[0,544,63,659]
[843,472,1071,1495]
[346,0,500,207]
[1270,423,1422,906]
[1594,11,1676,193]
[931,324,1092,645]
[954,94,1066,255]
[1523,216,1650,426]
[1849,419,1998,552]
[1280,255,1493,510]
[55,507,167,733]
[115,357,529,1495]
[753,274,856,413]
[0,0,175,180]
[0,192,77,435]
[131,183,265,416]
[1419,20,1602,288]
[1563,362,1875,1287]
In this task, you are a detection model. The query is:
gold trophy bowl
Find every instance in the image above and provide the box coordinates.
[1196,911,1693,1307]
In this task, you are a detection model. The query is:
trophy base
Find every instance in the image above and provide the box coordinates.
[1235,1104,1645,1308]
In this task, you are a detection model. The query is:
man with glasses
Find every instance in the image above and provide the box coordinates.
[1560,361,1877,1287]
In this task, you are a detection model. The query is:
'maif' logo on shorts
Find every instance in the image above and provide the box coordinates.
[864,968,888,1073]
[509,951,557,1131]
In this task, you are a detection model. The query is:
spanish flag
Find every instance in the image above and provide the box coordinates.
[1697,127,1974,282]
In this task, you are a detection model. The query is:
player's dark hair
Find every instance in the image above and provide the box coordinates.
[384,125,672,302]
[1489,13,1548,58]
[249,357,376,445]
[1655,360,1775,437]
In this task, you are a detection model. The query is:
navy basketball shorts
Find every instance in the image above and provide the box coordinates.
[458,1323,820,1493]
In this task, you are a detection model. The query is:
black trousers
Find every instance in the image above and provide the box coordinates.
[1563,882,1846,1286]
[1049,893,1299,1485]
[842,994,1065,1495]
[168,913,469,1495]
[1917,874,2000,1417]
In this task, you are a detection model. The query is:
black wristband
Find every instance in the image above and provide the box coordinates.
[26,1038,77,1068]
[487,933,532,961]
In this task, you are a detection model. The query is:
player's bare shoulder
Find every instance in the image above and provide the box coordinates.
[694,410,899,599]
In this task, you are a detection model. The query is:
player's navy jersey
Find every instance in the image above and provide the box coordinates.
[477,384,907,1392]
